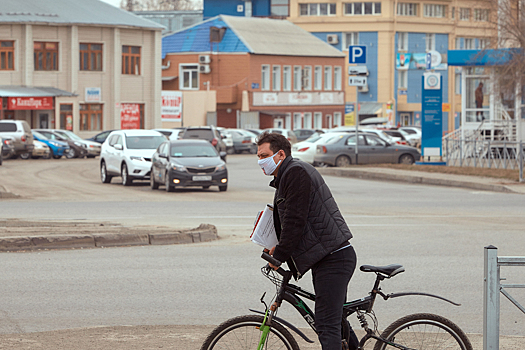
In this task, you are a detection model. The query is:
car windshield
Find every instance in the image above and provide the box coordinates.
[32,131,48,140]
[171,144,218,157]
[402,129,417,135]
[125,135,166,149]
[183,130,214,140]
[60,131,83,141]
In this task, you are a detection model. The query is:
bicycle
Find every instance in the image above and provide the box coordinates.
[201,251,473,350]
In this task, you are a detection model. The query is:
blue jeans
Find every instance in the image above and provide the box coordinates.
[312,245,357,350]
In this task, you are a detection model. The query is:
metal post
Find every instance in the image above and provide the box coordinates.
[460,138,463,167]
[520,141,523,182]
[355,95,359,165]
[483,245,500,350]
[474,140,477,168]
[445,138,449,166]
[488,140,491,169]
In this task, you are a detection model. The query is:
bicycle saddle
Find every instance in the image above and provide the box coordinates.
[360,264,405,278]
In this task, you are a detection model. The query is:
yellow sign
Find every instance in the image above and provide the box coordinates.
[345,111,355,126]
[442,103,451,112]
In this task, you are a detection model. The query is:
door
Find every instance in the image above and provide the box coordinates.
[38,113,49,129]
[365,135,392,163]
[400,113,412,126]
[344,134,368,164]
[273,118,284,128]
[106,134,122,174]
[158,142,170,183]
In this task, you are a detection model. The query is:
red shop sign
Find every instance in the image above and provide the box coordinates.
[121,103,141,129]
[8,96,54,110]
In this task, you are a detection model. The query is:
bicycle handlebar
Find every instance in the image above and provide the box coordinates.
[261,251,290,278]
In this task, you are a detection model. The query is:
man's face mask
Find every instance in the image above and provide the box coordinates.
[258,152,282,176]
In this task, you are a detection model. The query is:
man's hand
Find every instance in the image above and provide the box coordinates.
[264,247,278,270]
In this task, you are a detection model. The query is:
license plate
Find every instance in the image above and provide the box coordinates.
[192,175,212,181]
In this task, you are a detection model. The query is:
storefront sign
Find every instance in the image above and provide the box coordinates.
[262,93,278,104]
[289,93,312,104]
[85,88,101,103]
[121,103,141,129]
[161,91,182,122]
[8,96,54,110]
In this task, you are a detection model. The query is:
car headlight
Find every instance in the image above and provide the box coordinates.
[171,163,186,172]
[130,156,145,161]
[50,141,59,146]
[216,163,226,171]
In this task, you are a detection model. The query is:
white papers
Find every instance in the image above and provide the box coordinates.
[250,204,278,250]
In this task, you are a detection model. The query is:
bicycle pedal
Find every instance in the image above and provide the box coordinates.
[341,339,349,350]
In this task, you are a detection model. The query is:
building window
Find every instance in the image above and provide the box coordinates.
[397,3,418,16]
[271,0,289,16]
[424,4,447,18]
[474,9,489,22]
[80,43,102,71]
[180,64,199,89]
[299,3,336,16]
[398,32,408,51]
[455,71,461,95]
[272,65,281,91]
[334,112,342,127]
[479,38,490,49]
[451,6,455,19]
[303,66,312,90]
[79,104,103,131]
[344,2,381,15]
[122,45,141,75]
[314,66,322,90]
[343,32,359,50]
[34,42,58,71]
[0,41,14,71]
[459,8,470,21]
[324,66,332,90]
[314,112,322,128]
[261,65,270,90]
[334,66,342,91]
[398,70,408,89]
[293,66,302,91]
[464,38,474,50]
[60,104,73,131]
[425,33,435,51]
[293,112,302,129]
[283,66,292,91]
[304,112,312,128]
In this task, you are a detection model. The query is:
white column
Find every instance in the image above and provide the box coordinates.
[112,28,121,130]
[22,24,33,86]
[70,26,79,133]
[151,30,162,129]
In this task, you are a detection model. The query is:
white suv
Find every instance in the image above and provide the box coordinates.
[100,130,166,186]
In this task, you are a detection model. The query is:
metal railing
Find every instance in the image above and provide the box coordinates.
[483,246,525,350]
[443,139,524,182]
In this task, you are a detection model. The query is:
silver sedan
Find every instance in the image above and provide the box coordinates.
[314,132,421,166]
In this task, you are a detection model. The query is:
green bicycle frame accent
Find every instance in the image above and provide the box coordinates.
[257,309,272,350]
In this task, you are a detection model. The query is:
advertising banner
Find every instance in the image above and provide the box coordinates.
[8,97,54,110]
[421,73,443,156]
[344,103,355,126]
[396,53,412,70]
[161,91,182,122]
[121,103,141,129]
[85,87,101,103]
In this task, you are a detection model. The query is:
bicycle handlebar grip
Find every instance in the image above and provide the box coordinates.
[261,251,282,267]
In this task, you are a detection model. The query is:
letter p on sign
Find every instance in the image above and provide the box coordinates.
[349,45,367,64]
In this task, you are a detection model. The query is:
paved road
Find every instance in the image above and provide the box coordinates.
[0,155,524,338]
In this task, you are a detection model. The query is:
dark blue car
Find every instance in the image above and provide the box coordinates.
[32,130,69,159]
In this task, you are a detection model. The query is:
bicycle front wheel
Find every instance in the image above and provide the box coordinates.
[373,313,473,350]
[201,315,300,350]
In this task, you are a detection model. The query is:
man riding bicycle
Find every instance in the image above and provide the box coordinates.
[256,131,358,350]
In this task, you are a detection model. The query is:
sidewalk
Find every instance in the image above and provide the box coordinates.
[317,166,525,194]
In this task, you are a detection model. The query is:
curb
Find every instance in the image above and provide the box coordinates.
[317,168,517,194]
[0,185,20,199]
[0,224,218,252]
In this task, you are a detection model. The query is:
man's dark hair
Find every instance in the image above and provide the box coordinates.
[256,131,291,157]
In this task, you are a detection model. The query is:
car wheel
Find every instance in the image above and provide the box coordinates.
[202,185,210,189]
[398,154,415,165]
[100,161,113,184]
[121,163,133,186]
[65,148,76,159]
[150,170,159,190]
[165,172,174,192]
[19,152,31,160]
[219,185,228,192]
[335,155,351,167]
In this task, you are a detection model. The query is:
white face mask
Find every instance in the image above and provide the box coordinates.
[258,152,282,176]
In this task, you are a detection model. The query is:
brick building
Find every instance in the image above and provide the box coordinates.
[161,15,346,129]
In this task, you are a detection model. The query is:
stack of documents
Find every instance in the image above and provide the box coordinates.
[250,204,278,250]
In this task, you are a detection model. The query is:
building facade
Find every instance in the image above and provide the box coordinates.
[162,15,346,129]
[0,0,164,138]
[133,10,203,34]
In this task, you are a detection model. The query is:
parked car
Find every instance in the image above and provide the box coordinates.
[292,132,347,165]
[0,120,34,158]
[263,128,298,144]
[245,128,263,137]
[329,126,395,144]
[31,140,51,159]
[314,132,420,166]
[50,129,101,158]
[1,137,15,161]
[100,130,166,186]
[85,130,118,144]
[382,129,409,146]
[399,126,422,147]
[228,128,257,154]
[0,137,2,165]
[180,126,227,156]
[35,129,88,159]
[31,131,69,159]
[294,129,325,142]
[153,128,185,140]
[150,139,228,192]
[216,127,234,154]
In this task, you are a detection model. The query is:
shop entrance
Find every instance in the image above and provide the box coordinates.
[38,112,50,129]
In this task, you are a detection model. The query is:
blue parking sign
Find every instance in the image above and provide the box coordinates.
[349,45,367,64]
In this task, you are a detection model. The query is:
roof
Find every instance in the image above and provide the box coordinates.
[162,15,345,59]
[0,86,76,97]
[0,0,164,30]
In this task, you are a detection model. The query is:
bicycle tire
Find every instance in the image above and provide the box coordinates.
[373,313,473,350]
[201,315,300,350]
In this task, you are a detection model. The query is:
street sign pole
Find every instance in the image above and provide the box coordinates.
[349,45,367,165]
[355,92,359,165]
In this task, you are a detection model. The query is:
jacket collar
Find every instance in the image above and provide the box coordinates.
[269,156,293,189]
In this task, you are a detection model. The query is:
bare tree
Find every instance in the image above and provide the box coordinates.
[120,0,199,11]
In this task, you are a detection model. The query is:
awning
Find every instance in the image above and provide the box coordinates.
[258,110,288,117]
[0,86,76,97]
[162,76,178,81]
[358,102,382,115]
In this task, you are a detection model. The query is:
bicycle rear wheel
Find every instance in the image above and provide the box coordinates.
[201,315,299,350]
[373,313,473,350]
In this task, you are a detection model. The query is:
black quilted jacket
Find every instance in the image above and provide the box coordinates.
[270,157,353,279]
